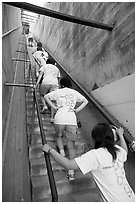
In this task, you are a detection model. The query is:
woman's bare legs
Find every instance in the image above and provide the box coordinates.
[41,95,48,109]
[67,140,76,180]
[40,85,48,113]
[50,101,56,122]
[67,140,76,160]
[55,125,66,156]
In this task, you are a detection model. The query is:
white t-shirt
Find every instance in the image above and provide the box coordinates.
[75,145,135,202]
[33,50,48,66]
[27,34,33,39]
[40,64,60,86]
[46,87,86,125]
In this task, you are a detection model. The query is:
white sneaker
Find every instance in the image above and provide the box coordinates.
[50,118,55,123]
[67,173,75,181]
[40,106,48,113]
[67,170,75,181]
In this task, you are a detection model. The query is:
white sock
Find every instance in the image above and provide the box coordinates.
[68,170,74,175]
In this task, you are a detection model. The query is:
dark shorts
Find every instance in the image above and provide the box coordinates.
[40,84,58,96]
[54,124,78,142]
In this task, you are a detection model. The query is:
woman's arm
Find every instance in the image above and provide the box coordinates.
[43,144,79,170]
[116,127,128,153]
[75,98,88,113]
[34,58,41,67]
[44,95,58,110]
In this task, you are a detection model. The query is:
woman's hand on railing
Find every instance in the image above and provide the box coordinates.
[43,144,53,154]
[116,127,124,138]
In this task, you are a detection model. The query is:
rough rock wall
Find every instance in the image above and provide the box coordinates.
[2,4,22,137]
[31,2,135,136]
[32,2,135,91]
[2,4,31,201]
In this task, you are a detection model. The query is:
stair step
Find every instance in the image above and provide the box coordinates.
[30,157,45,165]
[26,98,34,102]
[29,156,65,168]
[26,104,34,109]
[32,126,55,135]
[26,111,37,117]
[29,117,52,125]
[30,133,56,144]
[44,131,56,138]
[27,116,49,124]
[32,173,97,201]
[42,121,54,127]
[36,188,100,202]
[30,134,42,144]
[29,143,44,158]
[31,163,47,176]
[30,162,66,177]
[29,142,86,159]
[41,118,52,123]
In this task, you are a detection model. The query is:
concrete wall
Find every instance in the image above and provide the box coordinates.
[2,4,31,201]
[2,4,22,137]
[31,2,135,137]
[92,73,135,137]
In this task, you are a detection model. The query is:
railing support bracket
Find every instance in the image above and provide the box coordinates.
[4,82,34,88]
[12,58,30,62]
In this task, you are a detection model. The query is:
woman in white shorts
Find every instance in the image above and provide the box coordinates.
[33,43,48,78]
[44,76,88,180]
[35,58,60,121]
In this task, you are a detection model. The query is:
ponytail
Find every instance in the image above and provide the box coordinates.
[92,123,119,161]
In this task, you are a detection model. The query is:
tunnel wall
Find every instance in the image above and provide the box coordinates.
[31,2,135,137]
[2,4,31,201]
[2,4,22,137]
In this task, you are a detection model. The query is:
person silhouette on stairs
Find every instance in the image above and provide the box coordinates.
[44,76,88,180]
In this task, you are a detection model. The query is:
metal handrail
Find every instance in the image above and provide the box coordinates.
[4,2,113,31]
[28,59,58,201]
[33,87,58,202]
[4,36,58,200]
[2,26,20,38]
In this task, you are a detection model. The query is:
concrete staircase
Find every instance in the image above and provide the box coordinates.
[25,86,100,202]
[25,43,100,201]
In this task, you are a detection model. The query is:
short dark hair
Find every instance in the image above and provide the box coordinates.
[91,123,119,161]
[37,42,42,47]
[46,58,55,65]
[60,76,72,88]
[37,47,43,51]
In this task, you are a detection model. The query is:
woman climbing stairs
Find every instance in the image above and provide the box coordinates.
[25,45,100,201]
